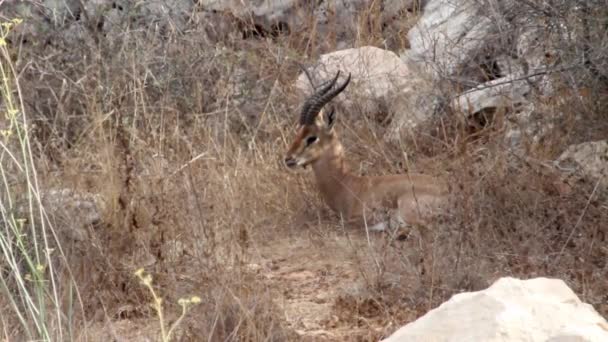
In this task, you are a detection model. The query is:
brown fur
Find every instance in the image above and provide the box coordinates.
[285,110,448,230]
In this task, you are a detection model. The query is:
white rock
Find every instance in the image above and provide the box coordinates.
[382,277,608,342]
[450,74,530,115]
[449,73,563,153]
[296,46,435,130]
[296,46,409,102]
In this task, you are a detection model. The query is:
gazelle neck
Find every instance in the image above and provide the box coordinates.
[310,136,357,214]
[311,137,350,180]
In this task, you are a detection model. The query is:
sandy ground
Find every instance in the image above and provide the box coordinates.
[85,222,427,341]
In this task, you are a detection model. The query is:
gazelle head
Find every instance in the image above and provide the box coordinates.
[284,71,351,169]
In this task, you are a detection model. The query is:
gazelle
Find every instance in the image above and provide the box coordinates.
[284,70,448,231]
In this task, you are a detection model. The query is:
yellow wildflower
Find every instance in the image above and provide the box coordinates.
[134,268,145,277]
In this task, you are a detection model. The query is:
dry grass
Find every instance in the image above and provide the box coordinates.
[0,3,607,341]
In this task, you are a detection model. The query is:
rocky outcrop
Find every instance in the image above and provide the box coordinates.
[382,277,608,342]
[404,0,553,83]
[397,0,564,145]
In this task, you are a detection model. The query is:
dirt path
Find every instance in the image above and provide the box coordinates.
[251,229,408,341]
[86,225,421,341]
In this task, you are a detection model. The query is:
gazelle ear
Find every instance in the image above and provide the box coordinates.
[324,107,336,131]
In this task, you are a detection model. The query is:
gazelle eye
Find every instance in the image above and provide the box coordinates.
[306,136,318,146]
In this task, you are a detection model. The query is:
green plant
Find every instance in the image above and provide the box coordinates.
[0,18,83,341]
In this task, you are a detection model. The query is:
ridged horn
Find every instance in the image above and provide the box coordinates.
[303,72,351,125]
[299,71,341,125]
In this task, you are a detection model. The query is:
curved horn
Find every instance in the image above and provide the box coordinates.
[299,71,341,125]
[303,72,351,124]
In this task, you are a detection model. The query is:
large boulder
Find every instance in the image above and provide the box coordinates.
[295,46,435,131]
[382,277,608,342]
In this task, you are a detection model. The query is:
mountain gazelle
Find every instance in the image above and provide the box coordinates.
[284,70,448,231]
